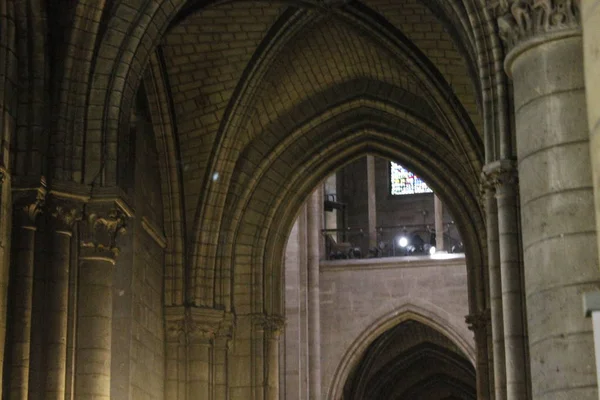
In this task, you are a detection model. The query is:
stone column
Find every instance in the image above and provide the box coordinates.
[165,307,187,400]
[5,188,44,399]
[366,155,377,249]
[482,172,507,400]
[74,207,127,400]
[214,315,233,400]
[486,160,529,400]
[499,2,599,398]
[262,315,285,400]
[307,189,322,400]
[44,198,79,400]
[466,311,491,400]
[187,329,214,399]
[434,194,444,252]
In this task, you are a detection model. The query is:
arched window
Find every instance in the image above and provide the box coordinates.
[390,161,432,196]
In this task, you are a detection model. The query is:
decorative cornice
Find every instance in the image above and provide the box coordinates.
[79,206,128,259]
[141,216,167,249]
[465,309,491,333]
[496,0,581,52]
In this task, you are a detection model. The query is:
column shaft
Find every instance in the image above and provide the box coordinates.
[6,226,36,399]
[74,258,114,400]
[496,173,528,400]
[468,313,492,400]
[507,31,599,398]
[44,230,72,399]
[187,337,212,398]
[486,187,507,400]
[366,155,377,249]
[307,189,322,400]
[266,331,281,400]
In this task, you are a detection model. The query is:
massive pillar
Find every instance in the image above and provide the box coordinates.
[5,188,44,399]
[482,173,507,400]
[307,188,322,400]
[74,206,128,400]
[366,155,377,249]
[44,197,79,400]
[499,2,599,398]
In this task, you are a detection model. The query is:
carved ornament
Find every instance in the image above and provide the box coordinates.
[165,306,233,345]
[253,314,286,337]
[13,187,46,228]
[482,160,518,192]
[79,207,128,258]
[465,309,491,333]
[48,197,82,233]
[497,0,581,51]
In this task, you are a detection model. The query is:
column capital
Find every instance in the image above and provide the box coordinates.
[253,313,286,338]
[496,0,581,55]
[79,204,128,261]
[12,184,46,229]
[0,166,7,185]
[466,309,491,334]
[165,306,233,345]
[47,196,82,235]
[482,160,518,193]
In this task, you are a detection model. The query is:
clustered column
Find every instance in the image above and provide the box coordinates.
[75,206,127,400]
[482,171,507,400]
[499,2,600,398]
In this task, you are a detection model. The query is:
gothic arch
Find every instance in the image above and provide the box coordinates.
[328,302,476,400]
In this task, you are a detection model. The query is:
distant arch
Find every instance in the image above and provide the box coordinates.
[328,301,475,400]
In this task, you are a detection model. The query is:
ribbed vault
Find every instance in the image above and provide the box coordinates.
[343,320,476,400]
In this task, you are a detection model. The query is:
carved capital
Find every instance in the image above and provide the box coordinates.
[253,314,286,337]
[47,197,82,234]
[466,309,491,334]
[496,0,581,51]
[79,207,128,258]
[0,168,6,185]
[165,306,231,345]
[13,187,46,228]
[482,160,518,193]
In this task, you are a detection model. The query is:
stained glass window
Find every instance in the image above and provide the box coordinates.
[390,162,432,195]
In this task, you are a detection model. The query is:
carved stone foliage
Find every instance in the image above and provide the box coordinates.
[466,309,491,334]
[482,160,518,193]
[165,306,234,346]
[47,197,81,233]
[497,0,581,50]
[253,314,286,337]
[79,207,128,258]
[13,188,45,228]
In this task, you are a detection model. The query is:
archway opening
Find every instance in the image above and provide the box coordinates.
[343,319,476,400]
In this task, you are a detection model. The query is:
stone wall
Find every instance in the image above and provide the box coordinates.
[112,92,166,400]
[319,255,473,398]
